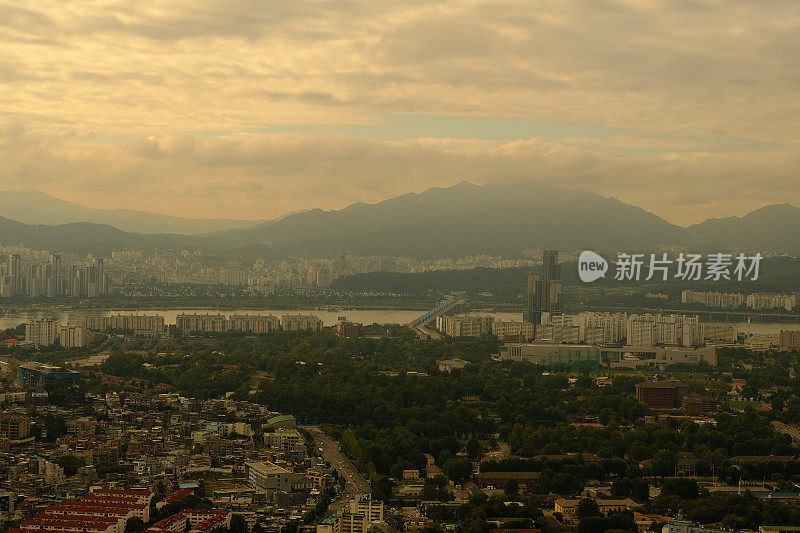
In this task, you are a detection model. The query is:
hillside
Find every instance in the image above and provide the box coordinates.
[1,183,799,258]
[688,203,800,252]
[0,190,263,234]
[210,182,687,257]
[0,217,195,255]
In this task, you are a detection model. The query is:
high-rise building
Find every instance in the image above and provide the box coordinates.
[626,314,702,347]
[59,324,87,348]
[435,314,492,337]
[281,314,323,332]
[25,318,59,348]
[523,250,562,325]
[779,330,800,350]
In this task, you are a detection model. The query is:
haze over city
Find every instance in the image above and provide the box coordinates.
[4,3,800,533]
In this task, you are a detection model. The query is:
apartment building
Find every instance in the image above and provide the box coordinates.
[281,314,323,332]
[82,314,165,335]
[177,314,229,332]
[626,314,702,347]
[436,314,492,337]
[540,312,626,344]
[229,314,280,333]
[59,323,87,348]
[492,319,535,340]
[0,414,31,440]
[779,330,800,350]
[703,324,738,343]
[25,318,58,348]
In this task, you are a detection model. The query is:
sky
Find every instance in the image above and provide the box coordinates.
[1,0,799,226]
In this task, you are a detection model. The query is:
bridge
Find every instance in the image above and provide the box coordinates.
[407,298,468,339]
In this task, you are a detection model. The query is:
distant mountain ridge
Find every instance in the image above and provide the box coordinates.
[687,203,800,251]
[211,181,687,257]
[0,190,264,234]
[0,183,798,257]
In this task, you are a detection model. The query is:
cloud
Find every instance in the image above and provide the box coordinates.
[0,125,797,226]
[0,0,798,225]
[0,0,798,138]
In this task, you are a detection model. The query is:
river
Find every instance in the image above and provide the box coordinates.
[0,308,526,330]
[0,308,794,336]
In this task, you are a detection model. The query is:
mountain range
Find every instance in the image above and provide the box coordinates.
[0,190,264,234]
[0,182,798,258]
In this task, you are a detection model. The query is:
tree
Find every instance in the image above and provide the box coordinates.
[466,437,482,459]
[443,458,472,485]
[652,450,678,477]
[55,455,85,477]
[229,514,248,533]
[124,518,144,533]
[576,498,600,520]
[661,478,700,500]
[503,479,519,496]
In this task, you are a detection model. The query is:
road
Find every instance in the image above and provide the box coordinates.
[408,320,443,340]
[772,421,800,445]
[304,426,371,497]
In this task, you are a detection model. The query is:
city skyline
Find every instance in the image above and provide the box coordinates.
[2,1,800,225]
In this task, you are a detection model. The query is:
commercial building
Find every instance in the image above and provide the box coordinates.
[682,394,717,416]
[498,343,600,366]
[523,250,562,325]
[605,345,717,368]
[501,343,716,368]
[245,461,315,493]
[635,379,689,409]
[17,362,81,388]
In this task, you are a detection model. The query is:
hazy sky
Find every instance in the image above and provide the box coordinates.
[1,0,799,226]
